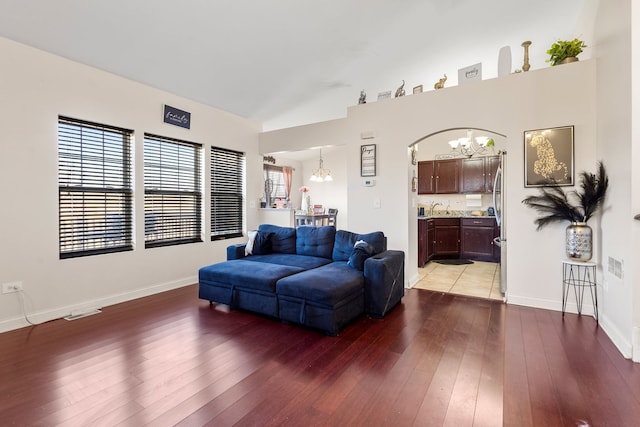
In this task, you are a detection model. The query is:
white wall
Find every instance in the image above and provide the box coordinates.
[594,0,636,359]
[632,0,640,364]
[0,37,261,331]
[261,62,630,342]
[346,63,599,305]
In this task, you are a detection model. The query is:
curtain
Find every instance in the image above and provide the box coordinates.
[282,166,293,202]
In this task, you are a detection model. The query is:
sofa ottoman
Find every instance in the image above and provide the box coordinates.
[198,259,304,317]
[276,262,364,335]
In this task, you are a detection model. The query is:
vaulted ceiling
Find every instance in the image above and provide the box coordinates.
[0,1,595,131]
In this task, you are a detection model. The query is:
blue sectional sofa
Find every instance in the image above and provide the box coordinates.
[198,224,405,335]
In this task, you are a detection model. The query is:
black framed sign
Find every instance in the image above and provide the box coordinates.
[524,125,574,187]
[361,144,376,177]
[163,104,191,129]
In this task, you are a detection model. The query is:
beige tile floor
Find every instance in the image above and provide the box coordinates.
[414,260,503,301]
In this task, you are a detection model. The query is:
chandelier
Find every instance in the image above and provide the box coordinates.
[310,149,332,182]
[448,130,492,157]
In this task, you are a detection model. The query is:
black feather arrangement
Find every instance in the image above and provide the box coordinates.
[522,161,608,230]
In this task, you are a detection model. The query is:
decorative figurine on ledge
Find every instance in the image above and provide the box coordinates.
[434,74,447,89]
[394,80,405,97]
[358,90,367,104]
[521,40,532,72]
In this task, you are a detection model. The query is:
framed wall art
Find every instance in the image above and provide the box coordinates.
[524,125,574,187]
[360,144,376,177]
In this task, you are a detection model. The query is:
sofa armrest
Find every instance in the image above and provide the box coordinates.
[227,244,247,260]
[363,250,405,318]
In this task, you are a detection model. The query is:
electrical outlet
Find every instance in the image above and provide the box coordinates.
[2,281,23,294]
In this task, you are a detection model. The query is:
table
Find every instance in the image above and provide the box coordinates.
[294,213,329,227]
[562,260,598,322]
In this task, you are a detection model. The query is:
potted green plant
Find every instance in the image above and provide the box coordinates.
[546,38,587,66]
[522,161,608,261]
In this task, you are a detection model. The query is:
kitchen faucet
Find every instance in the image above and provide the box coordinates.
[429,201,442,216]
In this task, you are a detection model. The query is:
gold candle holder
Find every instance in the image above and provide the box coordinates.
[521,41,532,72]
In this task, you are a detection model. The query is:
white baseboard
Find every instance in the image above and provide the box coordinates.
[597,315,633,360]
[0,277,196,334]
[406,272,420,288]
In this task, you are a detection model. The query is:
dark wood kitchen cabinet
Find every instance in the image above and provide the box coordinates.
[460,155,499,193]
[417,161,435,194]
[433,218,460,257]
[418,160,459,194]
[426,219,435,262]
[418,219,426,266]
[418,218,435,266]
[461,217,500,262]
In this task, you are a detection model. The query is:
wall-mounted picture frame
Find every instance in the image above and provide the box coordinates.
[524,125,574,187]
[377,91,391,101]
[361,144,376,177]
[458,62,482,85]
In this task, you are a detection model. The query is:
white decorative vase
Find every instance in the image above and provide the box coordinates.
[301,195,310,213]
[566,222,592,261]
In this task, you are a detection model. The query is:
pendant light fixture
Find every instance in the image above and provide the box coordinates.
[310,149,332,182]
[447,130,492,157]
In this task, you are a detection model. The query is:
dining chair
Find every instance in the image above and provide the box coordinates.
[327,208,338,228]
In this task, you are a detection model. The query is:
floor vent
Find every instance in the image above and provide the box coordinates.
[64,308,102,321]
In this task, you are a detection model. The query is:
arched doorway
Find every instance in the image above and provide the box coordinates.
[409,128,507,301]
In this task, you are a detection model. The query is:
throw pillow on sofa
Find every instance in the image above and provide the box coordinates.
[347,239,375,271]
[245,230,273,255]
[332,230,386,261]
[258,224,297,253]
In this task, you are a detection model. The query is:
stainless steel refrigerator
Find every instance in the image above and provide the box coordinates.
[493,151,507,295]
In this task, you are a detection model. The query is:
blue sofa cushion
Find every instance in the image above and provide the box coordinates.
[276,262,364,306]
[258,224,296,254]
[347,240,375,271]
[332,230,386,261]
[295,226,336,259]
[199,259,303,293]
[244,253,331,270]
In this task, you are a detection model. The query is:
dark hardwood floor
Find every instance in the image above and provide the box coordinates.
[1,285,639,426]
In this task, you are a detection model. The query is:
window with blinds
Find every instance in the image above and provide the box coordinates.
[144,134,202,248]
[58,116,133,258]
[211,147,245,240]
[263,165,287,200]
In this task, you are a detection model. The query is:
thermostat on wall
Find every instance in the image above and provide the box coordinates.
[363,179,376,187]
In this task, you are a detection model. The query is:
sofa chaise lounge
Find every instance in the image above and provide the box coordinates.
[198,224,405,335]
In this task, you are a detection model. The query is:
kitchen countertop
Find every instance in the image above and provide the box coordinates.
[418,213,495,219]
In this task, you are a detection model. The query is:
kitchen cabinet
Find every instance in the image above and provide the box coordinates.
[418,219,426,266]
[433,218,460,257]
[418,218,435,267]
[460,155,499,193]
[417,159,459,194]
[417,161,435,194]
[461,217,500,262]
[426,219,435,262]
